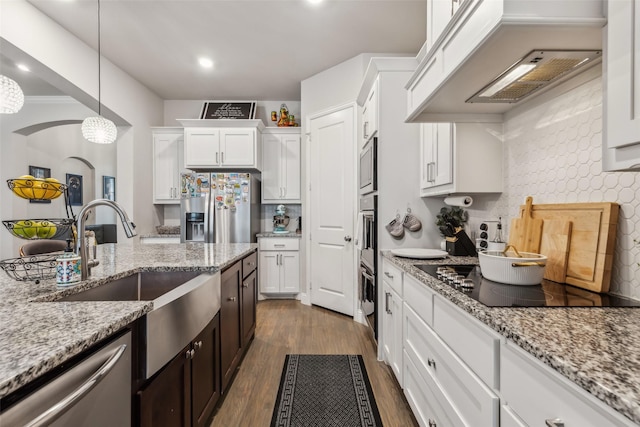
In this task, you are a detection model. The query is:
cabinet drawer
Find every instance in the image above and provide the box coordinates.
[404,273,435,327]
[501,342,636,427]
[404,305,499,427]
[403,350,463,427]
[433,296,500,389]
[242,251,257,278]
[381,260,403,296]
[258,238,299,251]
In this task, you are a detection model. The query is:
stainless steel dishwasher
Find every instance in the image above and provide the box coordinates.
[0,331,131,427]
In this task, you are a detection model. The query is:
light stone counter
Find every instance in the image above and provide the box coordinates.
[383,251,640,424]
[0,241,256,399]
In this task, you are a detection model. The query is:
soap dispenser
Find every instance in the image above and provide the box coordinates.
[56,239,81,285]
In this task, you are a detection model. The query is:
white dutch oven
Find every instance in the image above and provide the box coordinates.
[478,246,547,285]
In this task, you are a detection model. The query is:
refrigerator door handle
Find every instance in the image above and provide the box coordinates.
[204,190,212,243]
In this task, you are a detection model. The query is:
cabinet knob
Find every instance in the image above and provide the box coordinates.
[427,358,436,369]
[384,271,394,279]
[545,419,564,427]
[185,349,195,359]
[194,341,203,350]
[428,420,436,427]
[242,282,249,288]
[344,235,352,242]
[228,297,237,302]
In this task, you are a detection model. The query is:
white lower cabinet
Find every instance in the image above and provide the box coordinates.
[381,260,403,385]
[501,341,636,427]
[258,238,300,294]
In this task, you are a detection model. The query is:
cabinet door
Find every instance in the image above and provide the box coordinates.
[259,251,280,293]
[241,270,257,347]
[427,0,454,50]
[185,128,220,167]
[138,346,191,427]
[280,251,300,293]
[603,0,640,170]
[220,262,242,392]
[433,123,453,187]
[389,286,403,384]
[191,314,221,427]
[366,79,378,141]
[281,134,301,201]
[381,280,394,368]
[220,129,255,166]
[261,134,282,202]
[420,123,436,189]
[153,132,182,204]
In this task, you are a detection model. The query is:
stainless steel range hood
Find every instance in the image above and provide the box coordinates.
[405,0,606,123]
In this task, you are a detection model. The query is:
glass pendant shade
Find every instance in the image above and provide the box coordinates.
[81,115,117,144]
[0,75,25,114]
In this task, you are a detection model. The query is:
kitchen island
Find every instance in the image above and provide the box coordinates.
[383,251,640,425]
[0,242,256,399]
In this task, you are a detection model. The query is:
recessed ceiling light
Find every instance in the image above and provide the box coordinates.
[308,0,323,3]
[17,64,30,72]
[198,57,214,69]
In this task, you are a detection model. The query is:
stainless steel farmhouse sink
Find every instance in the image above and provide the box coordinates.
[59,270,221,379]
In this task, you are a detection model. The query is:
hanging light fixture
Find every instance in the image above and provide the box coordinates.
[82,0,117,144]
[0,74,25,114]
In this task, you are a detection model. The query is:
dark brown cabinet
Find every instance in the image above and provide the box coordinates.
[138,313,220,427]
[221,250,258,393]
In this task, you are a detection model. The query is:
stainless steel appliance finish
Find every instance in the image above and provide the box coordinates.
[60,271,221,379]
[417,264,640,307]
[359,137,377,195]
[0,332,132,427]
[359,193,377,340]
[180,172,260,243]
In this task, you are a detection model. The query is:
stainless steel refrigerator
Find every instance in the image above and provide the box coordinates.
[180,172,261,243]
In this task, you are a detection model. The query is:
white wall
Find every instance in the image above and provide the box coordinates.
[0,0,164,251]
[466,72,640,300]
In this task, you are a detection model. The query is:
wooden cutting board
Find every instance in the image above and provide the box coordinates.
[515,201,619,293]
[539,220,572,283]
[508,196,544,253]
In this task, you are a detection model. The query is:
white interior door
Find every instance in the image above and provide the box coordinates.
[308,104,356,316]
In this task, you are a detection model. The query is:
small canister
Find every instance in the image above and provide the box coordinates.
[56,239,81,285]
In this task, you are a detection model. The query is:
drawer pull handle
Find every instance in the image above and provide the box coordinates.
[545,419,564,427]
[186,349,195,359]
[384,272,394,279]
[228,297,237,302]
[385,292,392,314]
[194,340,203,350]
[274,244,286,248]
[428,420,436,427]
[427,358,436,369]
[242,283,249,288]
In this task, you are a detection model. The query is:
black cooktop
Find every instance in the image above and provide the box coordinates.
[416,264,640,307]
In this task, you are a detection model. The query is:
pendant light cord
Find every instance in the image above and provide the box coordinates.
[97,0,102,116]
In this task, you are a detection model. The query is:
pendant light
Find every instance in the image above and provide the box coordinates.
[0,75,25,114]
[82,0,117,144]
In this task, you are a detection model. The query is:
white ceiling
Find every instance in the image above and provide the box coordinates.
[21,0,427,101]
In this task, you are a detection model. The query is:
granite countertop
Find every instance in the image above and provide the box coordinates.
[382,251,640,424]
[257,232,302,238]
[0,241,257,399]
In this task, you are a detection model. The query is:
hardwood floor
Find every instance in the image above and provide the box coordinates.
[210,300,418,427]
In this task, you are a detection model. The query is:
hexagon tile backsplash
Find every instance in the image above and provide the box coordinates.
[466,76,640,300]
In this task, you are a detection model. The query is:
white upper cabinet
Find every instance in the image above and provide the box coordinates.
[420,122,502,197]
[152,128,185,204]
[262,128,301,203]
[362,78,379,145]
[602,0,640,171]
[425,0,455,51]
[180,119,264,170]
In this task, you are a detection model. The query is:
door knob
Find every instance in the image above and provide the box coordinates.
[344,235,352,242]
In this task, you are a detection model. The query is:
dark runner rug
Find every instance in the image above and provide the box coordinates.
[271,354,383,427]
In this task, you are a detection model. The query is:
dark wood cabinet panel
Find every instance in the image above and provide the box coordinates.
[241,270,257,348]
[221,261,242,392]
[192,313,221,427]
[138,345,191,427]
[242,251,257,278]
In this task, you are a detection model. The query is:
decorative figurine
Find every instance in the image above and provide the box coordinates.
[277,104,289,127]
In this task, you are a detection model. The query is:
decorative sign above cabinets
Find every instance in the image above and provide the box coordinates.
[200,101,257,120]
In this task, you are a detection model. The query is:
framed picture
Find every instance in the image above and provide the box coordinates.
[28,165,51,204]
[200,101,257,120]
[103,175,115,201]
[66,173,83,206]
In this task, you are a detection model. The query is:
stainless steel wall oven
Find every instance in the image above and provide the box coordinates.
[359,193,377,341]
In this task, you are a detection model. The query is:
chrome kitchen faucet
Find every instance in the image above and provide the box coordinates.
[76,199,137,280]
